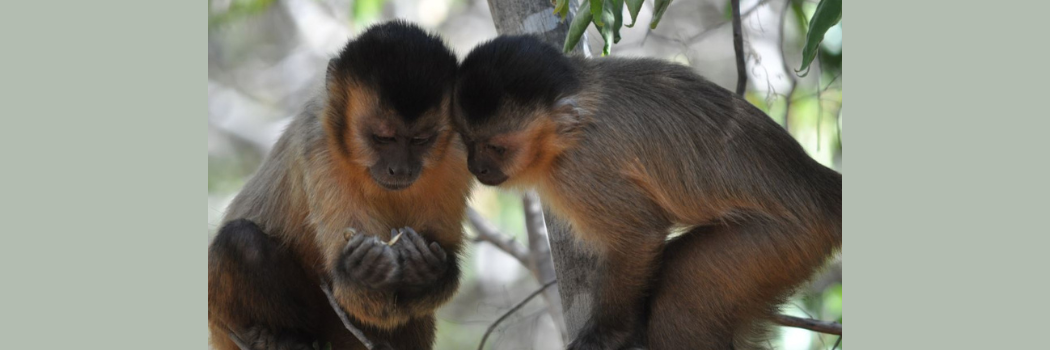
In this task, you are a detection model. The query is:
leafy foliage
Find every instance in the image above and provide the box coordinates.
[797,0,841,76]
[562,0,670,55]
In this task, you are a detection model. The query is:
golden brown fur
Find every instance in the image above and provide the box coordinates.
[454,35,841,350]
[209,21,471,350]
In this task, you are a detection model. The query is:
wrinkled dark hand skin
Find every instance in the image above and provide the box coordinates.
[338,233,401,291]
[391,227,449,288]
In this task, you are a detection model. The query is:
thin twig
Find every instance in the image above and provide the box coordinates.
[832,335,843,349]
[478,280,558,350]
[320,283,376,349]
[774,314,842,335]
[778,0,798,132]
[468,208,530,265]
[227,331,252,350]
[731,0,748,95]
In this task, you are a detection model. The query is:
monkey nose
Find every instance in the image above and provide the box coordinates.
[388,166,414,177]
[477,168,490,175]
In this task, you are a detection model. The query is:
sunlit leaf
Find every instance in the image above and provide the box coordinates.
[590,0,605,27]
[624,0,643,27]
[553,0,571,20]
[599,0,617,55]
[797,0,841,76]
[564,3,594,53]
[650,0,672,29]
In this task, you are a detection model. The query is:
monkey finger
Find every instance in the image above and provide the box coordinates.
[357,239,387,268]
[429,242,447,262]
[365,249,399,284]
[396,230,424,260]
[404,227,438,264]
[341,233,368,255]
[344,235,373,267]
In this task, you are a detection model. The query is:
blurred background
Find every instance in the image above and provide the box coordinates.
[208,0,842,349]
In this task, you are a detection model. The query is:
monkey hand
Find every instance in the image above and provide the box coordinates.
[338,233,401,291]
[391,227,449,288]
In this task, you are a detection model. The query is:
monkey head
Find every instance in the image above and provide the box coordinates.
[454,35,587,187]
[322,21,459,191]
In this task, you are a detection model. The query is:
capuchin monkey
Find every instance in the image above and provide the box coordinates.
[208,21,473,350]
[453,35,841,350]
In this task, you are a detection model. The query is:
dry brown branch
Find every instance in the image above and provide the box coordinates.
[731,0,748,95]
[774,314,842,335]
[467,208,530,265]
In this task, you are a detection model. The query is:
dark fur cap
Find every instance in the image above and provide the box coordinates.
[329,20,457,122]
[457,35,581,125]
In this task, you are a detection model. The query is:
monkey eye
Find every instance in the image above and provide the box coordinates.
[486,144,507,156]
[373,135,396,144]
[411,136,433,145]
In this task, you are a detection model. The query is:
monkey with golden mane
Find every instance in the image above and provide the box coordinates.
[453,35,841,350]
[208,22,472,350]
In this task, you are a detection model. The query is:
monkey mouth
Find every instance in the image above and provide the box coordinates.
[371,176,417,191]
[475,174,509,186]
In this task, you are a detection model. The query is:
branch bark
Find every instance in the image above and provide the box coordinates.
[522,191,568,340]
[467,208,529,265]
[731,0,748,95]
[774,314,842,335]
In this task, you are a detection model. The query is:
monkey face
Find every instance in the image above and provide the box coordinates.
[463,136,511,186]
[357,109,448,191]
[456,115,564,188]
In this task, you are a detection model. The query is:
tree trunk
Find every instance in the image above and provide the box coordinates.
[484,0,594,341]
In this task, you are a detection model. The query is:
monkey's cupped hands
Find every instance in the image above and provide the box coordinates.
[339,233,401,291]
[392,227,450,288]
[337,227,450,292]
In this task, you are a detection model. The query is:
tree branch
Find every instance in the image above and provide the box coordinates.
[522,192,567,340]
[731,0,748,95]
[467,208,530,265]
[320,283,377,349]
[778,0,798,131]
[478,280,558,350]
[774,314,842,335]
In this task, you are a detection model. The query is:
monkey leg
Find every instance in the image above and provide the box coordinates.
[568,232,666,350]
[647,221,831,350]
[209,219,327,350]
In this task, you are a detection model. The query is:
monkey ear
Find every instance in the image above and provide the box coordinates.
[551,96,585,135]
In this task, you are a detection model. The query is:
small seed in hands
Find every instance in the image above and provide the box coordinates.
[387,229,405,246]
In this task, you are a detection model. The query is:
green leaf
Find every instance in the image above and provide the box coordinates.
[564,3,594,53]
[797,0,841,77]
[598,0,616,55]
[553,0,570,20]
[590,0,605,27]
[611,0,624,44]
[624,0,643,27]
[322,342,332,350]
[723,0,733,20]
[650,0,672,29]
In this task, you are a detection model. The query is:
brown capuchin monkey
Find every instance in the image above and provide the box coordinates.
[453,35,841,350]
[208,21,473,350]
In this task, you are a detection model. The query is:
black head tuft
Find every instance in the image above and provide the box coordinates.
[457,35,581,126]
[331,20,458,122]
